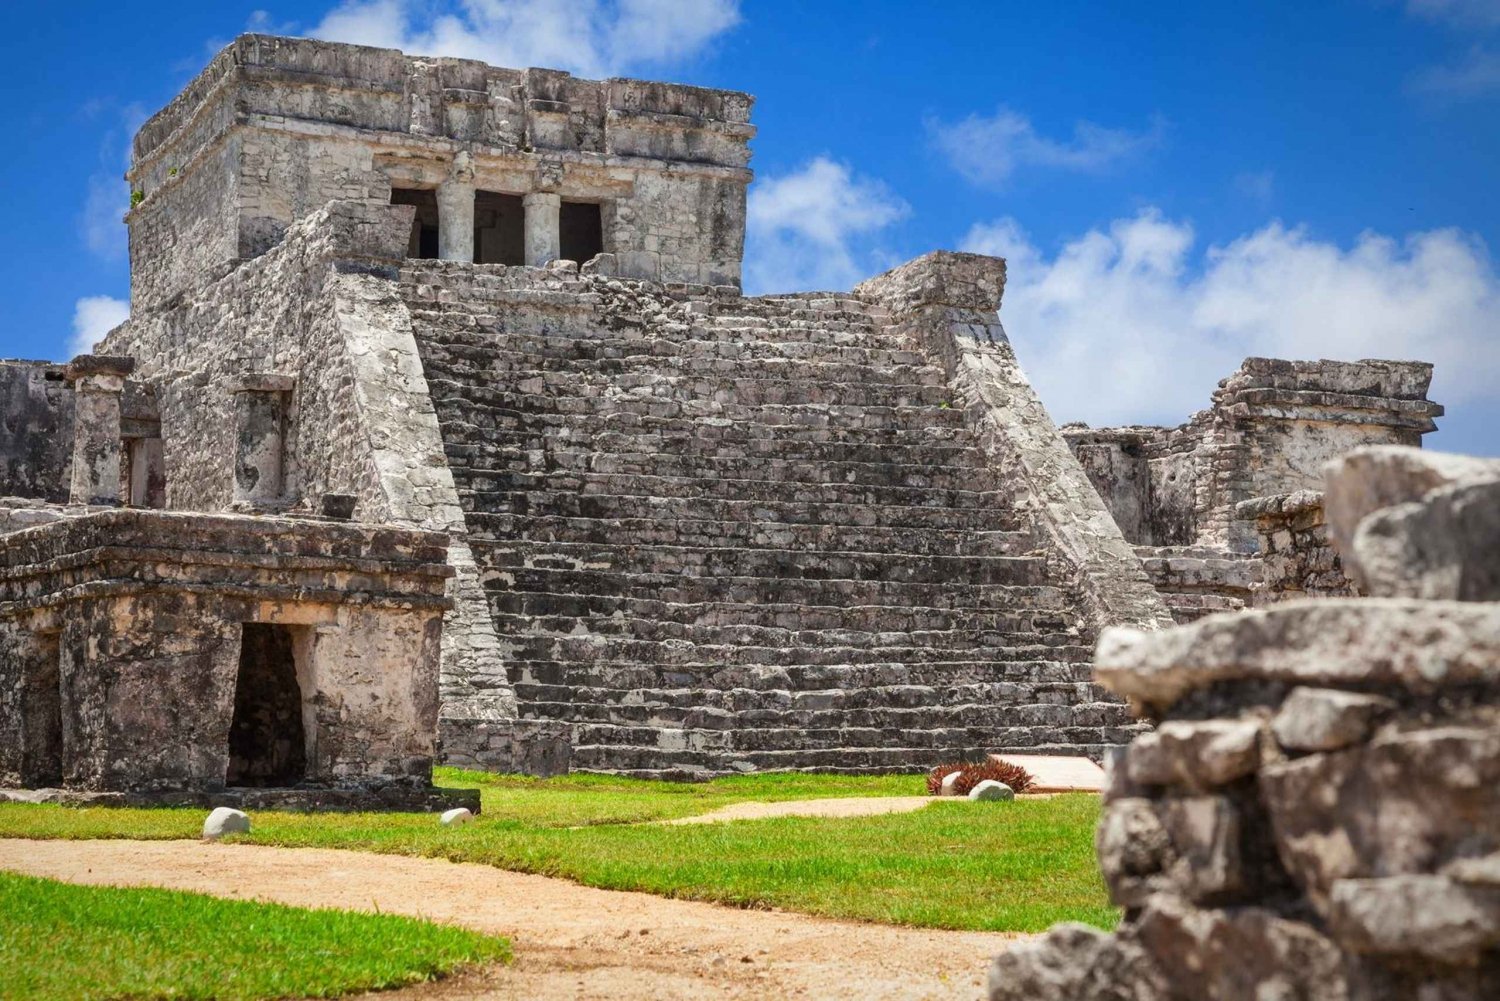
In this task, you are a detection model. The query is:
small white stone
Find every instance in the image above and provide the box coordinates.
[968,780,1015,802]
[203,807,250,839]
[440,807,474,826]
[939,770,964,796]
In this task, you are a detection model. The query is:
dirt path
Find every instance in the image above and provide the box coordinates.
[660,795,935,824]
[0,839,1017,1000]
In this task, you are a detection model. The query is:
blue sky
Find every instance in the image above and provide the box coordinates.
[2,0,1497,453]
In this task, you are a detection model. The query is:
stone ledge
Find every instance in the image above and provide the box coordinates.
[0,783,479,814]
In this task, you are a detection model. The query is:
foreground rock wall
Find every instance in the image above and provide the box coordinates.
[990,446,1500,1001]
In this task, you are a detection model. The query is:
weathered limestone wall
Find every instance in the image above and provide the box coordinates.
[1064,358,1443,554]
[0,510,450,796]
[989,446,1500,1001]
[101,199,518,729]
[1238,490,1359,605]
[1132,545,1260,623]
[126,34,753,308]
[0,361,73,505]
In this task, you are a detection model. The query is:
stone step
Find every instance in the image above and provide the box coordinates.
[471,540,1046,585]
[562,729,1147,776]
[505,657,1095,692]
[442,432,986,469]
[480,566,1057,607]
[415,339,945,386]
[425,383,967,429]
[489,612,1070,647]
[447,448,998,493]
[462,513,1032,555]
[436,414,981,452]
[486,590,1073,630]
[518,698,1135,736]
[509,678,1108,712]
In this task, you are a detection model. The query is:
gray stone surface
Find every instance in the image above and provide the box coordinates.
[968,780,1014,801]
[1125,720,1263,789]
[203,807,250,838]
[1328,875,1500,964]
[1271,687,1393,752]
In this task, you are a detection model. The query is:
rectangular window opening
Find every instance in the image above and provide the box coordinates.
[390,188,440,259]
[474,191,525,265]
[226,623,308,787]
[560,200,603,265]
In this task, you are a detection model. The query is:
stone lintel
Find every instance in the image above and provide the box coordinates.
[64,355,135,385]
[231,372,296,393]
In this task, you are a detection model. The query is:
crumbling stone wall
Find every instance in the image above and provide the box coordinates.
[127,34,753,309]
[1064,359,1443,554]
[989,446,1500,1001]
[0,510,451,801]
[0,361,73,505]
[1238,490,1359,604]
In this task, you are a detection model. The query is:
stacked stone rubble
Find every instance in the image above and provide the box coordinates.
[1238,490,1359,605]
[990,445,1500,1001]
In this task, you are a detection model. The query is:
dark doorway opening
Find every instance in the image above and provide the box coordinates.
[226,623,307,787]
[475,191,525,265]
[560,200,603,264]
[390,188,441,259]
[20,633,63,787]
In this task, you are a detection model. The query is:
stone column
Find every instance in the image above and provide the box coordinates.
[64,355,134,507]
[436,152,476,263]
[523,192,561,266]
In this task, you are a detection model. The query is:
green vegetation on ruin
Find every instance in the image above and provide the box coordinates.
[0,769,1115,934]
[0,869,510,1001]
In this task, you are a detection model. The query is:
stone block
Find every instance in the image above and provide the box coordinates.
[1126,720,1262,789]
[1328,875,1500,965]
[203,807,250,839]
[1271,687,1394,752]
[968,780,1014,801]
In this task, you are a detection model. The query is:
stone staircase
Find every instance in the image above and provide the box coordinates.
[401,262,1140,776]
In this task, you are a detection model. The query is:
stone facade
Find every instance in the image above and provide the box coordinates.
[1066,358,1441,622]
[126,34,752,310]
[1238,491,1360,604]
[989,446,1500,1001]
[0,509,471,810]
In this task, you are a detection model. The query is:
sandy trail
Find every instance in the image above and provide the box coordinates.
[0,838,1017,1000]
[659,795,936,824]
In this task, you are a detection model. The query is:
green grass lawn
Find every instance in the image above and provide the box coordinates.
[0,870,509,1001]
[0,769,1115,934]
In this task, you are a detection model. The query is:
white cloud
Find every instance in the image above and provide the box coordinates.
[963,211,1500,428]
[1413,45,1500,96]
[1406,0,1500,27]
[69,296,130,358]
[743,157,909,293]
[928,107,1162,187]
[77,102,146,262]
[310,0,740,78]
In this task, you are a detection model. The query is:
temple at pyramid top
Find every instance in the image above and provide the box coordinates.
[126,33,756,308]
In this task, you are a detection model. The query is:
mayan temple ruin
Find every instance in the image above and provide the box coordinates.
[0,34,1453,801]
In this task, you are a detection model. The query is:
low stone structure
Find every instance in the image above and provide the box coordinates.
[1065,358,1441,621]
[0,509,472,811]
[989,445,1500,1000]
[1238,490,1359,605]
